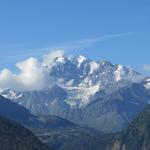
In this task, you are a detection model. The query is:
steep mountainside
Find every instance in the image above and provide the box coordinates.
[82,83,150,132]
[1,55,150,132]
[110,104,150,150]
[0,95,78,130]
[0,116,51,150]
[0,95,114,150]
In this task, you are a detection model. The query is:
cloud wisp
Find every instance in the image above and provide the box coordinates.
[48,32,133,52]
[75,32,133,45]
[0,32,133,64]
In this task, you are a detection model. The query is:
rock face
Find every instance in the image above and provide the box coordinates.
[110,104,150,150]
[0,95,75,130]
[1,55,150,133]
[82,83,150,132]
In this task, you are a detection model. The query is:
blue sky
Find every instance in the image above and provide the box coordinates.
[0,0,150,75]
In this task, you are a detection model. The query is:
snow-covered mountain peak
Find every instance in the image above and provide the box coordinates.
[46,55,143,107]
[1,89,22,100]
[100,60,114,66]
[56,57,66,63]
[73,55,87,66]
[49,55,143,87]
[0,53,149,133]
[0,54,145,108]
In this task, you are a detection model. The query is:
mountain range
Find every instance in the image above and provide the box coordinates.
[1,55,150,133]
[2,92,150,150]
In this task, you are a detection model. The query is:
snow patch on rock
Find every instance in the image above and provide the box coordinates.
[114,65,125,82]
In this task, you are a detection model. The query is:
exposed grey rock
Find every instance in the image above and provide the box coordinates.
[1,55,150,133]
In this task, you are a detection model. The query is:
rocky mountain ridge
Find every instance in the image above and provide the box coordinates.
[1,55,150,132]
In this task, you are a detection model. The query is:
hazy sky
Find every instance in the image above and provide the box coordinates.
[0,0,150,75]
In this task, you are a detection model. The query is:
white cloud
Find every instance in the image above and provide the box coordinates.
[114,65,143,83]
[143,64,150,72]
[76,32,133,45]
[144,79,150,89]
[144,83,150,89]
[16,57,50,90]
[0,50,64,91]
[43,50,64,68]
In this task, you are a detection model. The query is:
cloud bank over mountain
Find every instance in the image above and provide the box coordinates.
[0,50,64,91]
[43,50,64,68]
[0,49,144,92]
